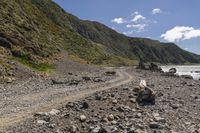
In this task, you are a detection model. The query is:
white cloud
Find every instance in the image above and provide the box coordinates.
[111,17,126,24]
[126,24,147,32]
[123,31,134,35]
[132,14,146,22]
[111,11,152,33]
[152,8,162,15]
[131,11,139,16]
[161,26,200,42]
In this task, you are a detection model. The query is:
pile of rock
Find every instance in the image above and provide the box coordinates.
[136,60,162,72]
[136,80,155,105]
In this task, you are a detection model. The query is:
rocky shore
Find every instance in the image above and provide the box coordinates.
[4,67,200,133]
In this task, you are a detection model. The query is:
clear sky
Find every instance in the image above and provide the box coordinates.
[53,0,200,54]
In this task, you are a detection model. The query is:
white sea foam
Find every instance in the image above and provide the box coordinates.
[161,65,200,80]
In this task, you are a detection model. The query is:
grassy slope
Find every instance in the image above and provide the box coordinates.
[35,0,199,64]
[0,0,199,76]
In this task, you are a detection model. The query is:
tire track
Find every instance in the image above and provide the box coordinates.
[0,67,134,131]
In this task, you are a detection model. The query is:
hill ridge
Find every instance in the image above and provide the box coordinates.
[0,0,199,76]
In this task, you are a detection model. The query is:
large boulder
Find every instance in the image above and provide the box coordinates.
[137,61,162,72]
[149,63,162,72]
[136,80,155,105]
[137,60,146,69]
[169,68,177,73]
[136,87,155,105]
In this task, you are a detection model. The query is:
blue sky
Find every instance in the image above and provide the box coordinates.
[53,0,200,54]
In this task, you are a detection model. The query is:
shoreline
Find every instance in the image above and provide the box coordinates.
[160,65,200,80]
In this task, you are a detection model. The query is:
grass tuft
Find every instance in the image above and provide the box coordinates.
[13,57,54,73]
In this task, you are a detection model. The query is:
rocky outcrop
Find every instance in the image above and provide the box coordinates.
[136,61,162,72]
[161,68,177,77]
[169,68,177,73]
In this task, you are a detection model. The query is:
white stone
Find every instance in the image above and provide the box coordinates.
[49,109,60,115]
[80,115,87,122]
[37,120,48,125]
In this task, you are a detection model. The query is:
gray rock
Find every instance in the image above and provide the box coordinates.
[170,103,182,109]
[196,128,200,133]
[91,126,109,133]
[154,117,166,123]
[92,126,101,133]
[93,77,103,82]
[80,115,87,122]
[136,87,155,105]
[80,101,89,109]
[181,75,193,79]
[112,99,118,104]
[95,94,103,100]
[37,120,48,125]
[105,71,116,76]
[49,109,60,115]
[34,112,49,117]
[136,113,142,118]
[130,98,136,103]
[149,63,162,72]
[149,122,161,129]
[82,76,91,81]
[107,114,114,121]
[68,80,80,86]
[169,68,177,73]
[69,125,77,133]
[152,113,166,123]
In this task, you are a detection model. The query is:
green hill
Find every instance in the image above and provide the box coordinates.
[0,0,199,74]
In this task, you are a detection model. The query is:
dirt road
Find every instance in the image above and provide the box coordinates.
[0,67,134,131]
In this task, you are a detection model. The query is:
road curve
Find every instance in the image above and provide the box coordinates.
[0,67,134,131]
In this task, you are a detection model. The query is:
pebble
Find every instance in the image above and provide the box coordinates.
[196,128,200,133]
[80,101,89,109]
[102,117,109,123]
[153,113,166,123]
[111,120,117,125]
[92,126,101,133]
[112,99,118,104]
[70,125,77,133]
[49,109,60,115]
[149,122,161,129]
[34,112,49,117]
[95,95,103,100]
[154,116,166,123]
[37,120,48,125]
[130,98,136,103]
[136,113,142,118]
[107,114,114,121]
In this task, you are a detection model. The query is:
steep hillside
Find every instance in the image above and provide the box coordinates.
[0,0,199,76]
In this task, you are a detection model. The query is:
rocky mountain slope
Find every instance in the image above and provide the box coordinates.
[0,0,200,77]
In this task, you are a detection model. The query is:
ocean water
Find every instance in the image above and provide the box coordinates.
[161,65,200,80]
